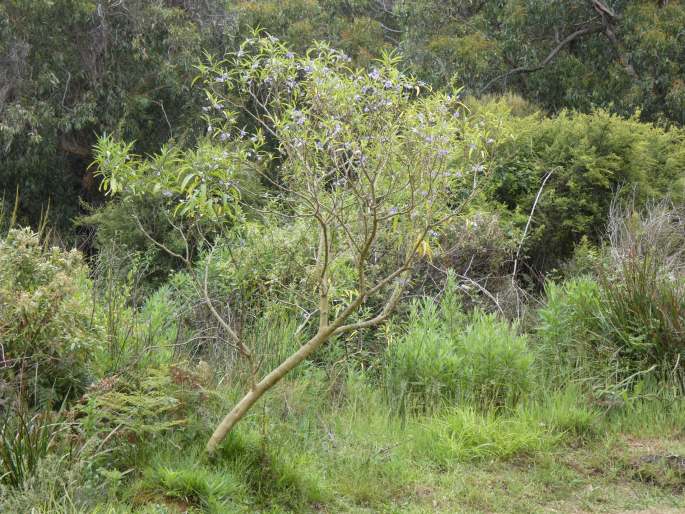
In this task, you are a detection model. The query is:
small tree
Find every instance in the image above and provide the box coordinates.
[96,35,491,453]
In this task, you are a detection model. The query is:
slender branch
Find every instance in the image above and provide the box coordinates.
[134,215,188,265]
[203,247,251,357]
[480,25,602,94]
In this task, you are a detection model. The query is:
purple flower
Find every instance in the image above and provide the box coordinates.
[383,79,393,89]
[437,149,449,157]
[285,51,295,59]
[293,110,306,125]
[369,68,381,81]
[219,132,231,142]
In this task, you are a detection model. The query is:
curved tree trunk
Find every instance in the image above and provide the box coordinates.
[206,326,334,453]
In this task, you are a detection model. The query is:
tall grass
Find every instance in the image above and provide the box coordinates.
[385,283,534,413]
[599,254,685,376]
[0,409,60,488]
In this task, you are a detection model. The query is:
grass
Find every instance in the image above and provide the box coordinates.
[15,370,677,514]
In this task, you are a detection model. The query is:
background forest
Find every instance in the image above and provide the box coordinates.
[2,1,685,513]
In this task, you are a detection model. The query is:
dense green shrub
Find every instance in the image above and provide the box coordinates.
[0,228,102,405]
[386,279,534,411]
[484,105,685,268]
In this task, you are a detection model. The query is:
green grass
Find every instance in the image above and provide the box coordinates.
[4,372,685,513]
[26,371,676,514]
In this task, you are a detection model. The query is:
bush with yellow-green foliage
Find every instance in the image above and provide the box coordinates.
[0,228,103,406]
[476,98,685,268]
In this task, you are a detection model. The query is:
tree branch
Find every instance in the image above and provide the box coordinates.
[480,24,603,95]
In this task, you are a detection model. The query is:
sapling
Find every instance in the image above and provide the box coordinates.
[96,34,493,453]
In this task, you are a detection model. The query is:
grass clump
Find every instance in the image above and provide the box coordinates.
[138,461,244,513]
[409,407,558,464]
[0,409,59,488]
[386,276,534,412]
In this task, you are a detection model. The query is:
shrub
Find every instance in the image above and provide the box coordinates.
[599,254,685,375]
[386,278,535,411]
[74,364,215,469]
[538,271,684,389]
[385,299,460,411]
[0,228,102,406]
[457,311,534,409]
[485,106,685,269]
[600,200,685,379]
